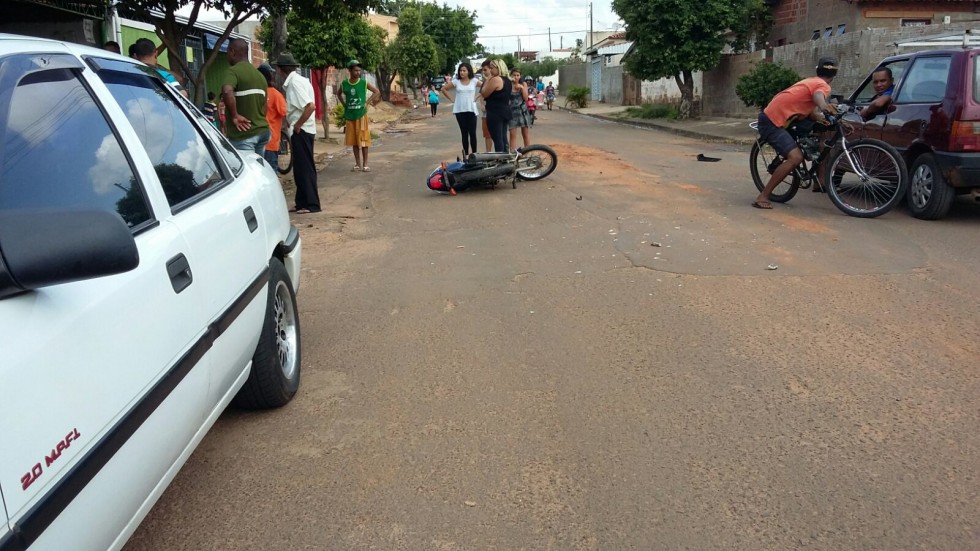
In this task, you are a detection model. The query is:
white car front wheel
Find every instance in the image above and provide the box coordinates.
[234,258,301,409]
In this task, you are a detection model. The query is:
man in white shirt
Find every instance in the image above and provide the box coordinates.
[276,53,320,214]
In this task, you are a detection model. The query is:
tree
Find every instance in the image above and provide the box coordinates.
[377,1,482,76]
[422,3,482,75]
[735,61,800,109]
[390,8,439,98]
[286,7,384,137]
[117,0,376,105]
[517,57,562,80]
[613,0,751,118]
[118,0,288,104]
[375,36,398,102]
[730,0,774,53]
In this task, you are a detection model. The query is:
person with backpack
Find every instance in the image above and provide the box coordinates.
[428,86,440,117]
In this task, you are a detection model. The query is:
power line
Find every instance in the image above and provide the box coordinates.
[478,29,588,38]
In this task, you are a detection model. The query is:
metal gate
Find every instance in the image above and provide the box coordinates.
[591,58,602,101]
[181,36,204,103]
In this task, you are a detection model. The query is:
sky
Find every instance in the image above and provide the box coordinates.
[179,0,622,56]
[453,0,622,55]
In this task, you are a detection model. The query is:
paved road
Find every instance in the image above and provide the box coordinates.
[127,108,980,550]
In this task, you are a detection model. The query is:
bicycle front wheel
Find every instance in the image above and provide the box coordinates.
[825,138,907,218]
[749,140,799,203]
[277,135,293,175]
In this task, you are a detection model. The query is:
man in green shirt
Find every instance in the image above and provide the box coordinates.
[336,59,380,171]
[221,38,270,154]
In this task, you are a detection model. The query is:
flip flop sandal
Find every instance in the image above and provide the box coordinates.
[751,201,773,210]
[362,166,371,172]
[352,166,362,172]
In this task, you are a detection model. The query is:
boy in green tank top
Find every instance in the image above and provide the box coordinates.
[337,59,381,171]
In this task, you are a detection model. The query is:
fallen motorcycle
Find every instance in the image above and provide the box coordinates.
[426,145,558,195]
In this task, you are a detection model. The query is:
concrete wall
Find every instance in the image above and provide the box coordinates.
[703,21,978,117]
[558,62,589,93]
[601,65,624,104]
[640,73,703,105]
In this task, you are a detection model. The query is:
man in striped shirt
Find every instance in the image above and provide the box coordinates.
[221,38,270,154]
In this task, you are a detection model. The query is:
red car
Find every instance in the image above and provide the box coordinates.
[847,47,980,219]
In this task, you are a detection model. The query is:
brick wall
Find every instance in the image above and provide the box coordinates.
[703,21,977,117]
[768,0,977,46]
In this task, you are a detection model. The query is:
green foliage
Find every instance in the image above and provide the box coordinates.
[333,103,346,128]
[116,0,377,103]
[376,0,482,75]
[735,61,802,109]
[421,3,482,75]
[390,8,439,86]
[613,0,735,82]
[566,86,590,108]
[516,57,563,80]
[729,0,774,53]
[624,103,679,119]
[498,53,518,73]
[286,8,383,70]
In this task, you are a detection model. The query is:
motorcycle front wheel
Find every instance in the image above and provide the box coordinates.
[515,144,558,181]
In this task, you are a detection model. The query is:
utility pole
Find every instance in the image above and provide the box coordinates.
[518,35,521,57]
[589,2,593,48]
[548,28,552,52]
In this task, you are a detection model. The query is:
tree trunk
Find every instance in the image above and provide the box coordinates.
[376,64,394,101]
[317,69,331,140]
[269,14,287,67]
[673,70,696,120]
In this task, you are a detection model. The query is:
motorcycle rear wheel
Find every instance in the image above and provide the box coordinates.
[515,144,558,181]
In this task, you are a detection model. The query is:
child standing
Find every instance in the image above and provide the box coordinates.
[202,92,219,128]
[428,87,440,117]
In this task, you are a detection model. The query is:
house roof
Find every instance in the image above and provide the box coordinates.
[585,33,629,55]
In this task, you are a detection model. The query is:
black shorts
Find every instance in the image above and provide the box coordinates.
[757,112,799,158]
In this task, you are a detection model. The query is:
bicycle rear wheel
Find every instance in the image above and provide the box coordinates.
[277,135,293,175]
[825,138,907,218]
[749,140,799,203]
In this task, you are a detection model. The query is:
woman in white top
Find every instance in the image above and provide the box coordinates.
[442,62,481,156]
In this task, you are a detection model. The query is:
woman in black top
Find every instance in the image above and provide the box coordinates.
[480,59,512,153]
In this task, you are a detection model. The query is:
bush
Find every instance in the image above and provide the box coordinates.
[333,103,345,129]
[623,103,679,120]
[735,62,802,110]
[566,86,590,108]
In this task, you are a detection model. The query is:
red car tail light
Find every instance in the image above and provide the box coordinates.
[949,121,980,151]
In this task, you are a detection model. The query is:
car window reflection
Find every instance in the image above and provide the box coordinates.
[99,70,223,207]
[0,67,151,227]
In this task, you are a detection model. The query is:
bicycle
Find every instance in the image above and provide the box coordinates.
[749,109,908,218]
[276,134,293,175]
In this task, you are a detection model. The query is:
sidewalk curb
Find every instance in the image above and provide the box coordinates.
[559,104,756,147]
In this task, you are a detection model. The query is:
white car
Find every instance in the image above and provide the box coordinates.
[0,35,302,550]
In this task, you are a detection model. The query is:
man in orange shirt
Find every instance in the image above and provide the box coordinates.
[259,63,287,171]
[753,57,839,209]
